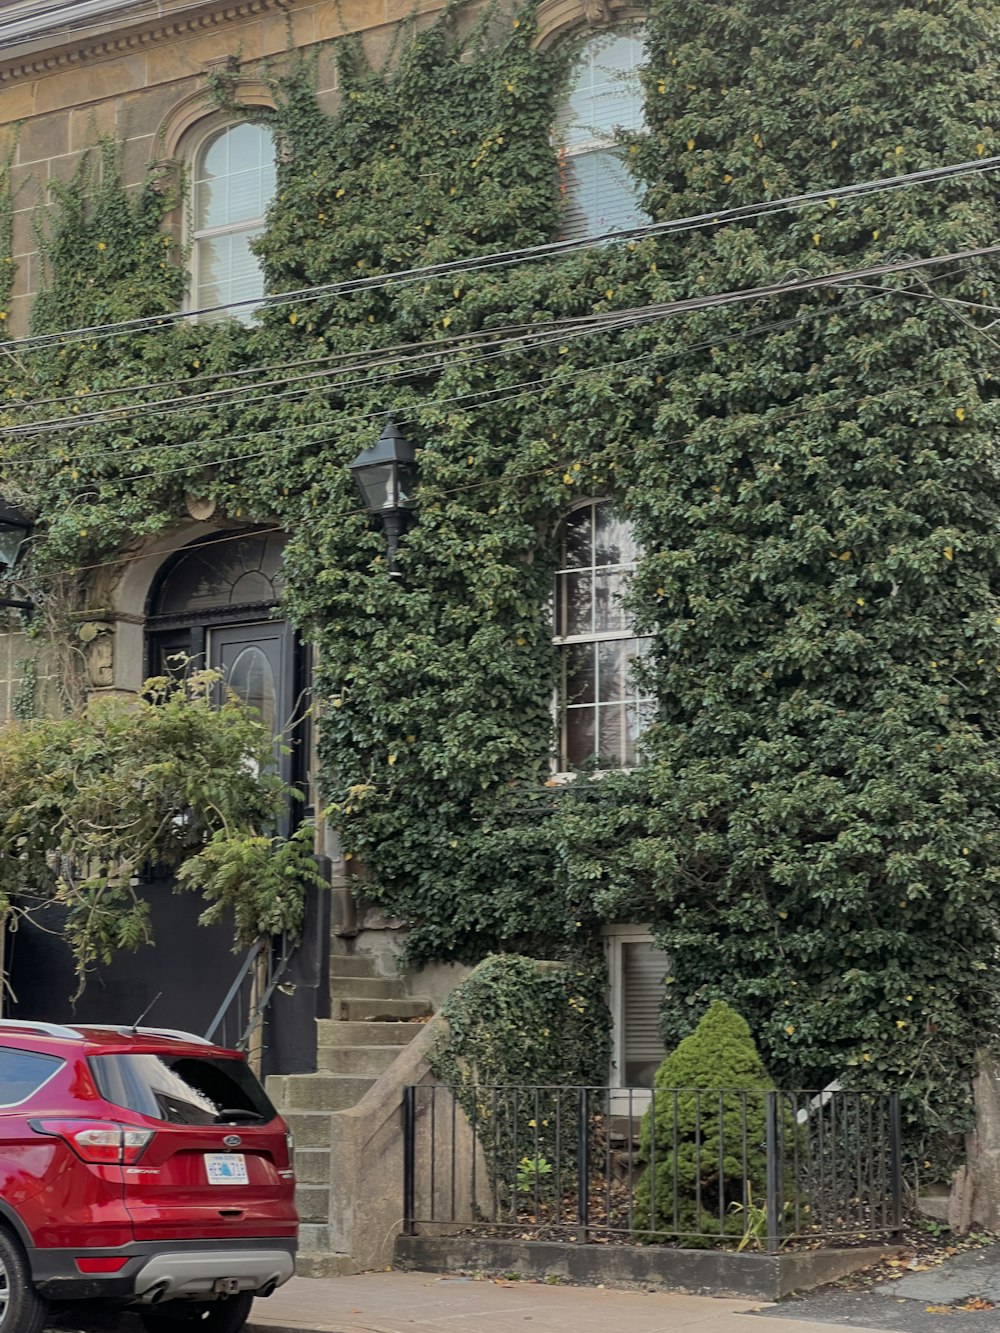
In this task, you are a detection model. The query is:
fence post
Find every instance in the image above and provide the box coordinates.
[765,1091,781,1255]
[888,1092,903,1239]
[577,1087,589,1242]
[403,1084,416,1236]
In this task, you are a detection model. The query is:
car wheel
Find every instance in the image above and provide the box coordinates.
[0,1229,48,1333]
[139,1292,255,1333]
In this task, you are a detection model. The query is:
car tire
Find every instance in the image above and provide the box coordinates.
[139,1292,255,1333]
[0,1229,49,1333]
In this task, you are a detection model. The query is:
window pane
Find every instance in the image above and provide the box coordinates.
[558,30,647,241]
[561,506,593,568]
[565,707,595,767]
[90,1053,275,1126]
[565,641,596,705]
[594,570,630,632]
[225,123,264,172]
[627,698,655,759]
[0,1047,64,1105]
[195,176,228,231]
[554,502,648,770]
[557,571,593,637]
[598,639,625,702]
[562,148,645,239]
[595,505,638,567]
[195,126,275,234]
[196,230,265,317]
[561,32,645,150]
[597,702,625,766]
[228,230,265,303]
[227,645,277,733]
[154,532,285,616]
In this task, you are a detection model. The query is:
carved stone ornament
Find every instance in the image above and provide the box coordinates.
[185,493,218,521]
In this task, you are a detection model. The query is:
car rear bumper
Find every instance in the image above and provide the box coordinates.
[30,1236,297,1302]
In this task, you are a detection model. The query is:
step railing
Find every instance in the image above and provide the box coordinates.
[205,931,297,1073]
[402,1084,903,1252]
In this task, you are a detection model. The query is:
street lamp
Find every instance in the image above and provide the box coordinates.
[0,501,34,615]
[347,418,418,577]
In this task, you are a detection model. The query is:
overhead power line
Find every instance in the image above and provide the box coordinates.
[4,242,999,443]
[0,282,896,474]
[4,151,1000,356]
[17,333,994,592]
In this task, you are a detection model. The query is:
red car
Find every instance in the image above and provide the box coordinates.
[0,1019,297,1333]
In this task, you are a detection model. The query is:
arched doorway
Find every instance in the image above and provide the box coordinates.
[145,530,307,809]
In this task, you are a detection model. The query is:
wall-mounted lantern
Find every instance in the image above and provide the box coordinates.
[0,501,34,615]
[347,418,418,578]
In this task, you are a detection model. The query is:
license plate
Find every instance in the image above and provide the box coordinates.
[205,1153,248,1185]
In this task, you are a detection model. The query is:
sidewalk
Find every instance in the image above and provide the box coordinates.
[246,1271,887,1333]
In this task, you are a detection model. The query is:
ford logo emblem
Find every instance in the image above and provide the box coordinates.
[223,1134,242,1147]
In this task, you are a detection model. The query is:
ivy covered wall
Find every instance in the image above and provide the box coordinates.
[3,0,1000,1168]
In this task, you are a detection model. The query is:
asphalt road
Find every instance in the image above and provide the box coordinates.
[757,1243,1000,1333]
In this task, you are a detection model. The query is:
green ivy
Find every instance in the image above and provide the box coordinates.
[0,670,324,986]
[430,953,609,1091]
[2,0,1000,1171]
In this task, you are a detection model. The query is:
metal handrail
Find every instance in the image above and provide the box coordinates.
[204,932,297,1053]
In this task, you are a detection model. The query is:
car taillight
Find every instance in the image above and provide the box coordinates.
[30,1119,153,1165]
[285,1129,294,1169]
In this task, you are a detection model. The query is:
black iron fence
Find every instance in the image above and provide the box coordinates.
[402,1084,903,1252]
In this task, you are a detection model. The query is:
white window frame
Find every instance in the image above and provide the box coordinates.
[556,26,648,241]
[604,923,670,1114]
[186,120,275,321]
[552,498,653,773]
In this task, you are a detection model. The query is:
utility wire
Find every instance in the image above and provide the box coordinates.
[5,151,1000,356]
[0,281,975,487]
[18,332,993,591]
[5,241,999,443]
[8,272,1000,420]
[1,286,888,474]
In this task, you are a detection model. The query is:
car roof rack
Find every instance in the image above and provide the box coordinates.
[81,1024,213,1046]
[0,1018,81,1040]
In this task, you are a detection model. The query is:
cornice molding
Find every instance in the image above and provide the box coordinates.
[0,0,289,88]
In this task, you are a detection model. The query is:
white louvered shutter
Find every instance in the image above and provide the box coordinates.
[622,939,669,1086]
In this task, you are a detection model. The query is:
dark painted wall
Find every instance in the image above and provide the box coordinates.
[6,879,327,1077]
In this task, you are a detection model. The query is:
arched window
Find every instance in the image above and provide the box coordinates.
[556,29,647,240]
[553,500,653,769]
[191,123,276,317]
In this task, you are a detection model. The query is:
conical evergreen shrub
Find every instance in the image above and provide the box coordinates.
[632,1001,777,1246]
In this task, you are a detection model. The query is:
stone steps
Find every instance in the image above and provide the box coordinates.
[329,975,405,1000]
[327,956,376,977]
[316,1044,401,1076]
[333,996,431,1022]
[316,1018,420,1046]
[273,950,434,1278]
[271,1072,377,1112]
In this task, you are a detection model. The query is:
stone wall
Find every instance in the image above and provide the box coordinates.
[0,622,62,721]
[0,0,448,337]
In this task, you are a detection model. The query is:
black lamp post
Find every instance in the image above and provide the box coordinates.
[347,418,418,577]
[0,501,34,614]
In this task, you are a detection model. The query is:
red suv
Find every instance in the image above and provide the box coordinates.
[0,1019,297,1333]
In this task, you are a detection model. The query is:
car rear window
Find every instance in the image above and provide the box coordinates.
[0,1047,64,1106]
[89,1053,277,1126]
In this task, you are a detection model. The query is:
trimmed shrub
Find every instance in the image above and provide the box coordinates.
[632,1001,776,1246]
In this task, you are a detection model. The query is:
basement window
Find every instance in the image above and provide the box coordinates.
[605,925,669,1108]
